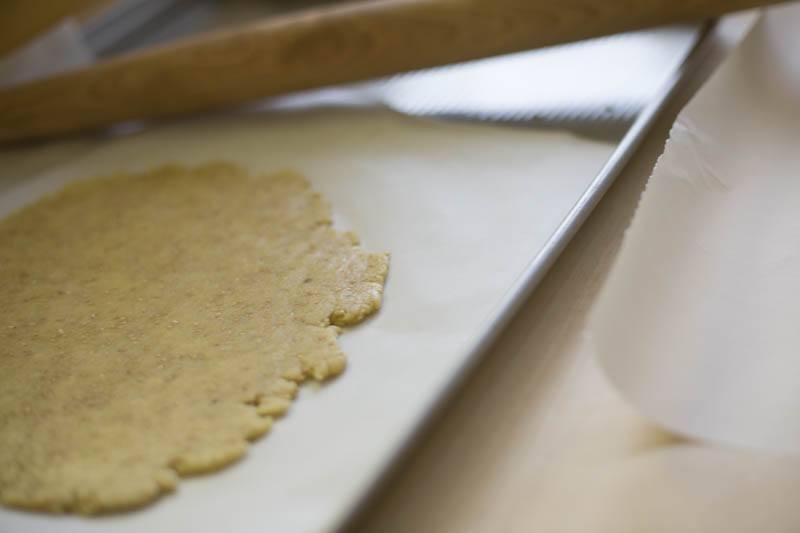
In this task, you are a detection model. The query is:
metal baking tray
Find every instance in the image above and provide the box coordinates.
[341,21,712,532]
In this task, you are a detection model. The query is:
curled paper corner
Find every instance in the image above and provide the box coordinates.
[589,4,800,455]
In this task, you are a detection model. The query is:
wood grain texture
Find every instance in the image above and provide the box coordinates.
[0,0,789,141]
[347,15,800,533]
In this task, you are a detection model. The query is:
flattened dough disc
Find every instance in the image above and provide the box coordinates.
[0,163,388,514]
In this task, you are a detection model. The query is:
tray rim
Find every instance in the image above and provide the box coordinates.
[337,20,714,533]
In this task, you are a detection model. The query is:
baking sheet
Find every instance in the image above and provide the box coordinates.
[590,4,800,454]
[0,109,615,533]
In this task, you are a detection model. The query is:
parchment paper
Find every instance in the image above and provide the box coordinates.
[590,4,800,454]
[0,109,614,533]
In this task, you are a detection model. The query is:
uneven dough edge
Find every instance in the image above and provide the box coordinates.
[0,163,390,515]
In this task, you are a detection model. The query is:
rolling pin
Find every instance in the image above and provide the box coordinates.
[0,0,786,142]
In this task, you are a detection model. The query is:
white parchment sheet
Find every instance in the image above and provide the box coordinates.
[591,4,800,454]
[0,110,614,533]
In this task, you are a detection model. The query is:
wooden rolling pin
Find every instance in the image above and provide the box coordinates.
[0,0,786,142]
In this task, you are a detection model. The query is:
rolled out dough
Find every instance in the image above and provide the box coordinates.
[0,163,388,514]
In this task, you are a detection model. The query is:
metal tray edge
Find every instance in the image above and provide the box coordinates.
[336,21,716,533]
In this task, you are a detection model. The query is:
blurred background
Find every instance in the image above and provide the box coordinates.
[0,0,701,141]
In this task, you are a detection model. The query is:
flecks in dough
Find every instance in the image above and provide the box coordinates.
[0,163,389,514]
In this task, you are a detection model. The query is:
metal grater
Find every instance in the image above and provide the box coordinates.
[377,25,702,139]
